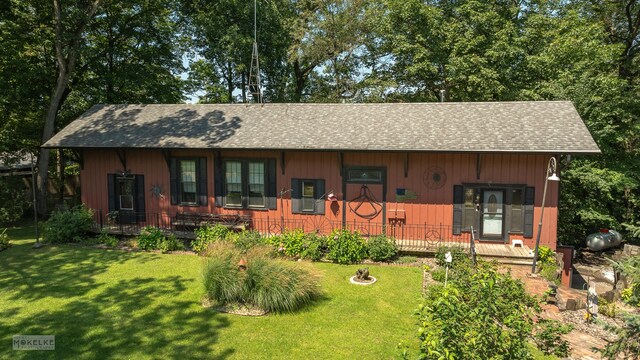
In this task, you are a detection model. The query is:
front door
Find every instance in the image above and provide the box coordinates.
[480,189,504,240]
[108,174,145,224]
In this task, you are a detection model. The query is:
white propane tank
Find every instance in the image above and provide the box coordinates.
[585,229,622,251]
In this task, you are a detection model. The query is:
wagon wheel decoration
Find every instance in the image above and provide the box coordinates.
[424,229,442,246]
[268,223,283,236]
[423,167,447,190]
[304,216,333,236]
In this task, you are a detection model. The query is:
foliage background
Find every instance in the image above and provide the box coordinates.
[1,0,639,243]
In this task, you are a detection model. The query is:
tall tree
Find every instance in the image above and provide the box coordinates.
[37,0,103,214]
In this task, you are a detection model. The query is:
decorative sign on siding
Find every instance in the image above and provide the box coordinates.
[396,188,417,202]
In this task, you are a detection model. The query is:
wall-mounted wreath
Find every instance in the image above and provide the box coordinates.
[423,167,447,189]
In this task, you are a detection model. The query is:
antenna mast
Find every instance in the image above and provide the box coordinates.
[248,0,263,103]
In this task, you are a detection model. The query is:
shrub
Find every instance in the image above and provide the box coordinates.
[95,230,119,247]
[435,246,469,267]
[158,234,184,253]
[226,230,266,252]
[0,176,30,224]
[540,262,560,285]
[0,228,10,251]
[598,313,640,360]
[270,229,306,257]
[326,229,367,265]
[533,319,573,357]
[202,241,321,312]
[598,297,618,318]
[192,224,230,255]
[611,255,640,307]
[136,226,166,250]
[43,205,94,243]
[413,262,539,360]
[367,235,398,262]
[537,245,556,265]
[301,233,326,261]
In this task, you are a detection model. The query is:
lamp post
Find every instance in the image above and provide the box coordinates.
[531,156,560,274]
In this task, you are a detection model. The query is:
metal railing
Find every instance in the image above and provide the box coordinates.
[90,210,472,251]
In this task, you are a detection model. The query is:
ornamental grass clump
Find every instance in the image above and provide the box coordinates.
[202,240,322,313]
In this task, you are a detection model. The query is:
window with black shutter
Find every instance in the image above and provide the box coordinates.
[169,157,208,206]
[291,178,325,215]
[107,174,145,223]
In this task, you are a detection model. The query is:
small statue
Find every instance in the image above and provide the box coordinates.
[356,267,370,281]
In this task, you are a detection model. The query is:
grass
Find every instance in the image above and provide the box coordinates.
[0,224,422,359]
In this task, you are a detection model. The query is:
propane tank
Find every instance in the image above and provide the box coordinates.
[585,229,622,251]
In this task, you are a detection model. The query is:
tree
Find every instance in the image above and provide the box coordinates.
[37,0,103,215]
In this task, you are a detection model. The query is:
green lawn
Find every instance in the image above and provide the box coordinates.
[0,225,422,359]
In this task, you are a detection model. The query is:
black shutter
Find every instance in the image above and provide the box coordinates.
[291,178,301,214]
[135,175,145,222]
[107,174,116,213]
[524,186,535,237]
[214,159,223,207]
[170,158,178,205]
[197,157,208,206]
[315,179,325,215]
[267,159,277,209]
[453,185,463,235]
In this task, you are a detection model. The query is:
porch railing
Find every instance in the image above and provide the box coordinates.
[90,210,472,252]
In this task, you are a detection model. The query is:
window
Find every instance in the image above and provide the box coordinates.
[170,157,207,206]
[292,178,325,215]
[180,160,197,204]
[220,159,276,209]
[225,161,242,206]
[302,181,315,212]
[346,168,383,183]
[248,162,265,207]
[118,179,134,210]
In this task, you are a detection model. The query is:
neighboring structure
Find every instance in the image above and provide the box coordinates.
[43,102,600,250]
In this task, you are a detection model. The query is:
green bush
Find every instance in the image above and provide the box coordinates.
[226,230,266,252]
[598,313,640,360]
[413,262,540,360]
[326,229,367,265]
[611,255,640,307]
[435,246,469,267]
[533,319,573,357]
[0,228,10,251]
[367,235,398,262]
[43,205,94,243]
[202,241,321,312]
[270,229,306,257]
[192,224,230,255]
[537,246,556,265]
[0,176,31,224]
[301,233,326,261]
[540,262,560,285]
[95,230,119,247]
[158,234,184,253]
[136,226,166,250]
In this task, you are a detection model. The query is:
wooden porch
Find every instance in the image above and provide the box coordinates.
[397,239,535,266]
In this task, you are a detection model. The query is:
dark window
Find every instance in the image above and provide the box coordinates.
[347,168,383,183]
[292,178,325,215]
[118,179,134,210]
[170,157,207,206]
[221,159,276,209]
[463,187,479,231]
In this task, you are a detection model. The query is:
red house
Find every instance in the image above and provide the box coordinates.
[43,102,599,253]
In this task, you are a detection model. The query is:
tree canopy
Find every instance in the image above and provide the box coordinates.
[0,0,638,243]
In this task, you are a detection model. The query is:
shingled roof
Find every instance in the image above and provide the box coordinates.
[43,102,600,153]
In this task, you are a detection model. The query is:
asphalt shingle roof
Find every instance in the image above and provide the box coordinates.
[42,102,600,153]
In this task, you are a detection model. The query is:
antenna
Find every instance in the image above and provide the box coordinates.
[248,0,263,103]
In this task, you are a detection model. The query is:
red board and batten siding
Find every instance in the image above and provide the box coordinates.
[80,149,559,250]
